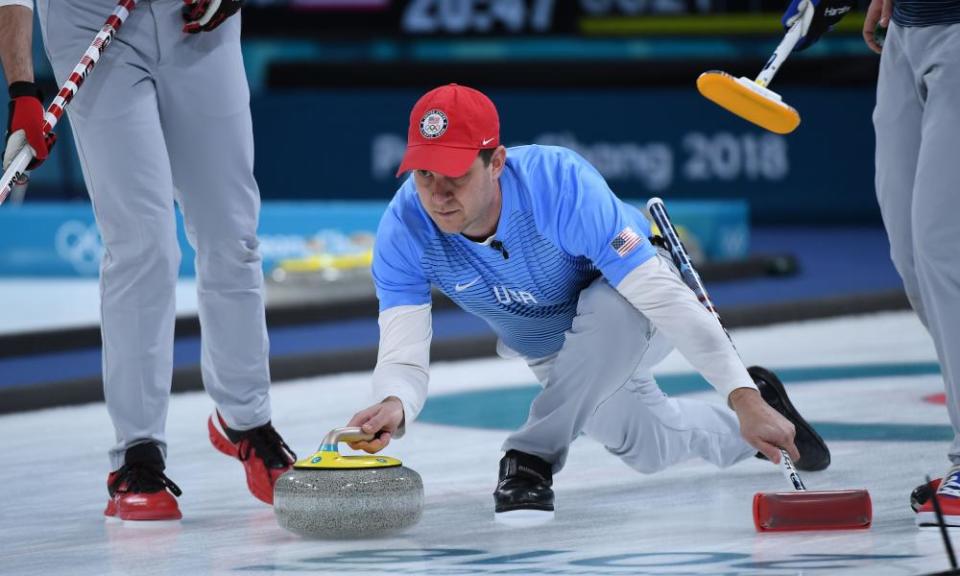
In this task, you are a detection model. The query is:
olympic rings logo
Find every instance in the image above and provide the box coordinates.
[55,220,102,276]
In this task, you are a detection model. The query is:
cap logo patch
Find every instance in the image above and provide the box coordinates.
[419,109,448,139]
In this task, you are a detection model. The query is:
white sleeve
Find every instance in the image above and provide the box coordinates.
[372,303,432,435]
[0,1,33,10]
[615,254,757,400]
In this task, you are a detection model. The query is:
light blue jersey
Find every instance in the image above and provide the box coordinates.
[373,145,657,359]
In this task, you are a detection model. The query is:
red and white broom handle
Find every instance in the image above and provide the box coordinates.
[0,0,137,206]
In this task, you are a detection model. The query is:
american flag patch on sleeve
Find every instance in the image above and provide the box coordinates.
[610,226,643,257]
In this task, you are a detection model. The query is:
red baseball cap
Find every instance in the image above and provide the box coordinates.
[396,84,500,178]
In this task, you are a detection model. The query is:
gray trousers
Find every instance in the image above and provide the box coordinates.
[37,0,272,469]
[501,269,755,474]
[875,22,960,465]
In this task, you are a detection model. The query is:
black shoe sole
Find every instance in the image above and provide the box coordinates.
[749,365,831,472]
[495,503,555,513]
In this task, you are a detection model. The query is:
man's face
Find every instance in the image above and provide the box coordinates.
[412,147,506,239]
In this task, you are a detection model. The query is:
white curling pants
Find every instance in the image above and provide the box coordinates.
[37,0,272,469]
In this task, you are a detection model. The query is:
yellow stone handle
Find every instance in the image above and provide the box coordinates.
[296,426,402,469]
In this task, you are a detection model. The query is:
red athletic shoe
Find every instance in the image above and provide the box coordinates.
[913,467,960,527]
[208,411,296,505]
[104,443,182,521]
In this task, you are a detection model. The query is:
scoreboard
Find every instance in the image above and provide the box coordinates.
[242,0,869,37]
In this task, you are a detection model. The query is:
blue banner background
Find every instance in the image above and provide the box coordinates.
[252,88,877,224]
[6,87,876,225]
[0,200,746,277]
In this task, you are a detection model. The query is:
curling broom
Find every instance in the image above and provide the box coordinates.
[647,197,872,532]
[696,19,804,134]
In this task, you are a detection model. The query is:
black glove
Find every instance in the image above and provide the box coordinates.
[182,0,243,34]
[4,81,56,171]
[782,0,856,51]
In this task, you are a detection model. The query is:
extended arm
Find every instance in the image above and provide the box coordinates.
[616,255,755,399]
[617,255,799,462]
[347,303,432,453]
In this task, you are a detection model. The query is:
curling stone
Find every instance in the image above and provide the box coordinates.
[273,427,423,538]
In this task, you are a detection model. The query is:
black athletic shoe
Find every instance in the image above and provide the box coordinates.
[494,450,555,523]
[749,365,831,472]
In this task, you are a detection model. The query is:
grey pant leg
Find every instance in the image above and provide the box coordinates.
[584,367,755,474]
[906,24,960,464]
[39,0,177,469]
[876,22,960,464]
[502,274,752,473]
[874,22,927,326]
[153,3,271,430]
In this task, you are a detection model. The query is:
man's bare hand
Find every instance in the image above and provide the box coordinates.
[863,0,893,54]
[345,396,405,454]
[729,387,800,465]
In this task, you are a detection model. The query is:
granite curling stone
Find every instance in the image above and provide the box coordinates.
[273,427,423,538]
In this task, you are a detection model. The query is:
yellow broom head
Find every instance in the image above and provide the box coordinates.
[697,71,800,135]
